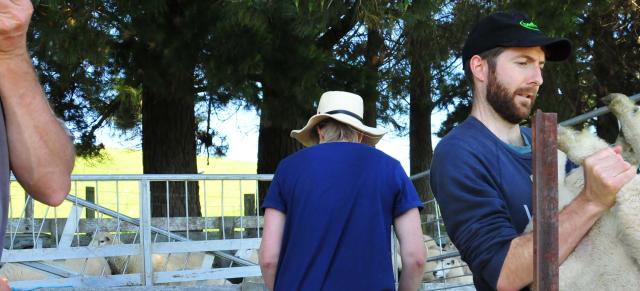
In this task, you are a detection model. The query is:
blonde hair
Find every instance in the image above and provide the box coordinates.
[316,119,363,144]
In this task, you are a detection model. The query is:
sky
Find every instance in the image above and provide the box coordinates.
[96,105,447,175]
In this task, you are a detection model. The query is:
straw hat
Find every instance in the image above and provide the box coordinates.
[290,91,386,147]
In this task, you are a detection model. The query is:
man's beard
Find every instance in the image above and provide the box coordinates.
[485,69,537,124]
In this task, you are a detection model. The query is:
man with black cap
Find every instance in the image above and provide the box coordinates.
[430,11,636,291]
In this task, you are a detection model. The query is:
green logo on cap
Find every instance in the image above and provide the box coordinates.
[519,20,540,31]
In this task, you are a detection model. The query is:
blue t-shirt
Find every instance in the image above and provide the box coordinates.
[430,116,533,291]
[263,142,423,291]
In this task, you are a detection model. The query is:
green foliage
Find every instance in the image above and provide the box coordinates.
[27,0,640,164]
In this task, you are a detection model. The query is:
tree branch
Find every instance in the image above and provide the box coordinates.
[317,0,359,50]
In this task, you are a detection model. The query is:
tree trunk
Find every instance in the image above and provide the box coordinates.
[141,65,201,218]
[130,1,203,218]
[408,30,436,236]
[361,27,384,128]
[256,86,309,209]
[142,90,201,217]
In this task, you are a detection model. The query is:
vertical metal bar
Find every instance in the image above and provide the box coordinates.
[391,227,398,283]
[53,206,59,248]
[221,180,225,240]
[239,180,243,239]
[165,181,170,241]
[26,196,35,248]
[94,181,99,217]
[204,180,208,240]
[435,202,444,255]
[75,185,80,247]
[139,180,153,286]
[533,110,559,291]
[115,181,121,234]
[256,180,260,238]
[185,181,189,239]
[8,186,12,250]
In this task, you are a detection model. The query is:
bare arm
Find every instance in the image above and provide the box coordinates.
[394,208,426,291]
[259,208,286,291]
[0,0,74,206]
[496,146,636,290]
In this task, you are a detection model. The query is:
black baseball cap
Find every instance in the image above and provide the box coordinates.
[462,11,571,64]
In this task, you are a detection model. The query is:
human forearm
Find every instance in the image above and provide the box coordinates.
[394,209,426,291]
[397,257,425,291]
[0,54,74,205]
[259,209,285,291]
[496,232,533,291]
[557,192,607,262]
[497,191,607,290]
[260,261,277,291]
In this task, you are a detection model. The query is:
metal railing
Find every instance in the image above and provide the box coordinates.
[4,175,267,289]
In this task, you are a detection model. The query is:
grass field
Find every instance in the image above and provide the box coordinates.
[9,148,259,220]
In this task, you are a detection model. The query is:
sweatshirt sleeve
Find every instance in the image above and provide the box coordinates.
[430,140,520,289]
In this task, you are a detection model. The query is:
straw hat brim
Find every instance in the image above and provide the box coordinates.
[290,113,386,147]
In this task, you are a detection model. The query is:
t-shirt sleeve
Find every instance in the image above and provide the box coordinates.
[430,141,519,289]
[392,161,424,217]
[262,165,287,213]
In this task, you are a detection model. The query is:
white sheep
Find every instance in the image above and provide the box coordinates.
[437,242,472,277]
[237,248,264,284]
[604,93,640,264]
[433,257,473,284]
[395,234,446,282]
[524,94,640,290]
[94,232,231,286]
[0,233,112,281]
[0,263,51,281]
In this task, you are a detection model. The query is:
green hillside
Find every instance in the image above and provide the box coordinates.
[10,148,259,220]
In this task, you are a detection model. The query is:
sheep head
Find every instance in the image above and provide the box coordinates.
[603,93,640,164]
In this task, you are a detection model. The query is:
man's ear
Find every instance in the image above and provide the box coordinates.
[469,55,488,83]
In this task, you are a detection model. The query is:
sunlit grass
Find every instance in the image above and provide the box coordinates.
[9,147,258,219]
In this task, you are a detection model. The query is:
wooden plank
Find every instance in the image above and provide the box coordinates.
[532,110,559,291]
[152,239,261,254]
[8,274,141,289]
[153,266,261,283]
[244,194,256,216]
[85,187,95,219]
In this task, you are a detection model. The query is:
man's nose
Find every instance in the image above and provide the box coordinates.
[529,66,543,87]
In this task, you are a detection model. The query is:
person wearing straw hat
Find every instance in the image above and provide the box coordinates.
[0,1,75,290]
[259,91,426,291]
[430,11,636,291]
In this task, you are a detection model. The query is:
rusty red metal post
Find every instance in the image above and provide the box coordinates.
[532,110,559,291]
